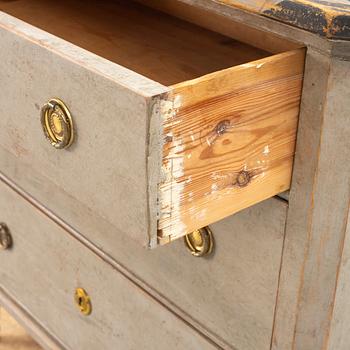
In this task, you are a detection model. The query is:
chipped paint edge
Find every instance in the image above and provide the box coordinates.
[157,94,188,243]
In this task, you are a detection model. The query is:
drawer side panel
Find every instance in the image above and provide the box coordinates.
[159,49,305,242]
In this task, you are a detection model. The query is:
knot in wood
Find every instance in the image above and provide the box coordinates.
[236,170,251,187]
[215,120,230,135]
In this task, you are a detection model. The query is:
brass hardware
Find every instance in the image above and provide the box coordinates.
[41,98,74,149]
[184,227,213,257]
[0,223,12,250]
[74,288,92,316]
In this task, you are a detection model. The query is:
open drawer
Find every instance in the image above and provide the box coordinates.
[0,0,305,247]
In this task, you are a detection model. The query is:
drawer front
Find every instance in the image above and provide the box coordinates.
[0,10,167,247]
[0,181,217,350]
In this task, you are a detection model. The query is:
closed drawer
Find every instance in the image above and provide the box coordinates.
[91,196,287,350]
[2,170,286,349]
[0,0,305,247]
[0,180,218,350]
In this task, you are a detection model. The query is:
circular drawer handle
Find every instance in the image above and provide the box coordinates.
[41,98,74,149]
[74,288,92,316]
[0,223,12,250]
[184,227,214,257]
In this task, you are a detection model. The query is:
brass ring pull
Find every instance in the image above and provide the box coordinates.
[74,288,92,316]
[41,98,74,149]
[0,223,12,250]
[184,227,214,257]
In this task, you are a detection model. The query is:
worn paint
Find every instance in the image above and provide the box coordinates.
[263,0,329,35]
[217,0,350,39]
[158,97,187,239]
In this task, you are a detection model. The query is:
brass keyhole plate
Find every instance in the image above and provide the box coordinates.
[74,288,92,316]
[184,227,214,257]
[0,223,12,250]
[41,98,74,149]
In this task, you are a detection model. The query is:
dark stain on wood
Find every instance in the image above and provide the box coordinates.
[263,0,350,39]
[235,170,251,187]
[330,15,350,39]
[164,134,173,143]
[263,0,328,36]
[215,120,231,136]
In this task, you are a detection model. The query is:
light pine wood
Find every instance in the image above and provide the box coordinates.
[0,0,269,86]
[0,180,218,350]
[136,0,301,53]
[159,49,305,242]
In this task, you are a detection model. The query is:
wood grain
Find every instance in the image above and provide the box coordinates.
[159,48,305,242]
[136,0,301,53]
[0,0,269,86]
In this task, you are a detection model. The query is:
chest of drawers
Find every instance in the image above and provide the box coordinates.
[0,0,349,349]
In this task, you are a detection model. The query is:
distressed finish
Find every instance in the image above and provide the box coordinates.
[159,49,304,242]
[213,0,350,39]
[0,180,217,350]
[0,3,304,247]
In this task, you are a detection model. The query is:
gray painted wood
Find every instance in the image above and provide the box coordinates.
[1,170,288,350]
[328,208,350,350]
[319,58,350,350]
[0,12,167,248]
[272,51,350,349]
[134,198,288,350]
[0,180,217,350]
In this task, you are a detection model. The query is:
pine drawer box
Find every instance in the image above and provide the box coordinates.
[0,0,305,248]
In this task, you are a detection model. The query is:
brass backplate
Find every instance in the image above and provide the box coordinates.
[184,227,214,257]
[41,98,74,149]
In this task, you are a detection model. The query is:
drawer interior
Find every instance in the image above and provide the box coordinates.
[0,0,273,86]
